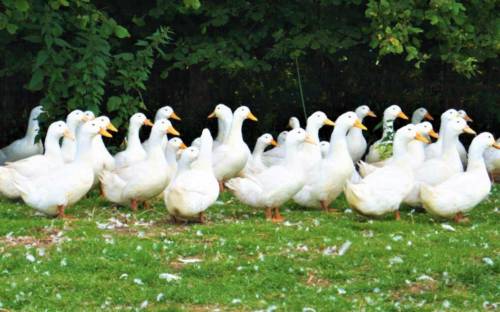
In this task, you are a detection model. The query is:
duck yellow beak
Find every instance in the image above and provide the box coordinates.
[144,119,154,127]
[424,112,434,121]
[247,112,258,122]
[167,125,180,136]
[304,134,317,145]
[82,116,90,122]
[170,111,181,121]
[354,119,367,130]
[397,112,409,120]
[63,129,75,140]
[107,122,118,132]
[463,126,476,135]
[323,118,335,127]
[367,110,377,118]
[493,142,500,149]
[415,132,429,143]
[179,142,188,149]
[429,129,439,139]
[270,139,278,146]
[463,114,473,122]
[208,111,216,119]
[99,128,113,138]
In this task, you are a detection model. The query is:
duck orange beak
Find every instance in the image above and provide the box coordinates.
[167,125,180,136]
[207,111,216,119]
[463,126,476,135]
[354,119,367,130]
[424,112,434,121]
[304,134,317,145]
[463,114,473,122]
[493,142,500,149]
[170,111,181,121]
[415,132,429,144]
[99,128,113,138]
[247,112,258,122]
[82,116,91,122]
[107,122,118,132]
[179,142,187,149]
[397,112,409,120]
[367,110,377,118]
[270,139,278,146]
[63,129,75,140]
[429,129,439,139]
[323,118,335,126]
[144,119,154,127]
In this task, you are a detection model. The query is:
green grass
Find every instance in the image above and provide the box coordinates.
[0,185,498,311]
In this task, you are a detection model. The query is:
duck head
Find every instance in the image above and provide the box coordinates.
[307,111,335,129]
[48,121,73,140]
[355,105,377,119]
[412,107,434,122]
[168,137,187,151]
[233,106,258,122]
[416,121,439,140]
[130,113,153,128]
[446,117,476,137]
[288,117,301,129]
[208,103,233,120]
[156,106,181,121]
[458,109,473,122]
[95,116,118,134]
[257,133,277,148]
[384,105,408,121]
[335,111,367,131]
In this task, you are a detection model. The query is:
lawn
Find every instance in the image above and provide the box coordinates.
[0,185,498,311]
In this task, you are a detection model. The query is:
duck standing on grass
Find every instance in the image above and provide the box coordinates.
[211,106,258,191]
[345,124,430,220]
[0,121,73,199]
[165,129,219,223]
[100,119,179,211]
[421,133,500,222]
[0,106,44,164]
[114,113,153,169]
[226,128,312,222]
[142,105,181,154]
[13,121,113,218]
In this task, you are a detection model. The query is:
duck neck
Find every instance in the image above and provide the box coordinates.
[381,117,395,141]
[147,131,167,163]
[327,124,350,160]
[411,113,422,124]
[127,123,142,149]
[348,115,365,138]
[26,119,39,143]
[306,122,321,144]
[226,116,244,144]
[284,142,301,168]
[391,136,411,164]
[74,134,95,163]
[44,133,63,160]
[195,135,213,170]
[165,145,178,167]
[252,142,267,163]
[466,144,488,173]
[442,129,459,159]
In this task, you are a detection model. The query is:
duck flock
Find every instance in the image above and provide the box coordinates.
[0,104,498,224]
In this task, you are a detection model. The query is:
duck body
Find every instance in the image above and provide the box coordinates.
[13,121,108,216]
[0,106,44,164]
[262,131,287,166]
[347,105,376,163]
[425,109,458,160]
[114,113,152,169]
[241,133,276,177]
[0,121,71,199]
[421,133,498,220]
[165,129,219,221]
[294,112,363,209]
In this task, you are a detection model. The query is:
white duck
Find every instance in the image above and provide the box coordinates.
[484,138,500,180]
[226,128,312,222]
[61,110,90,162]
[425,109,459,159]
[0,121,73,199]
[365,105,409,163]
[114,113,153,169]
[74,111,95,138]
[345,124,429,219]
[91,116,118,185]
[142,105,181,154]
[212,106,257,190]
[294,112,367,211]
[165,137,187,182]
[0,106,44,164]
[320,141,330,158]
[421,133,499,222]
[101,119,179,211]
[209,103,233,148]
[289,117,301,129]
[165,129,219,223]
[456,109,473,166]
[411,107,434,124]
[347,105,377,163]
[261,131,288,166]
[241,133,277,177]
[13,121,112,217]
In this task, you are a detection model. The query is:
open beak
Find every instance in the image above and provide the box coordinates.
[99,128,113,138]
[397,112,409,120]
[167,125,180,136]
[323,118,335,127]
[247,112,258,122]
[424,112,434,121]
[63,129,75,141]
[304,134,317,145]
[270,139,278,147]
[429,129,439,139]
[179,142,188,149]
[463,114,473,122]
[415,132,430,144]
[367,110,377,118]
[107,122,118,132]
[463,126,477,135]
[354,119,367,130]
[207,111,216,119]
[493,142,500,149]
[170,111,181,121]
[144,119,154,127]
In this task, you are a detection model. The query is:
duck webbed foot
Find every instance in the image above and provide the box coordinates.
[272,207,284,223]
[130,199,138,212]
[320,200,338,213]
[453,212,469,223]
[395,210,401,221]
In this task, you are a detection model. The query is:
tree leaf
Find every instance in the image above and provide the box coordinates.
[114,25,130,38]
[15,0,30,12]
[27,70,44,91]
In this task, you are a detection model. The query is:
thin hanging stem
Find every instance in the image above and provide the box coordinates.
[295,57,307,120]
